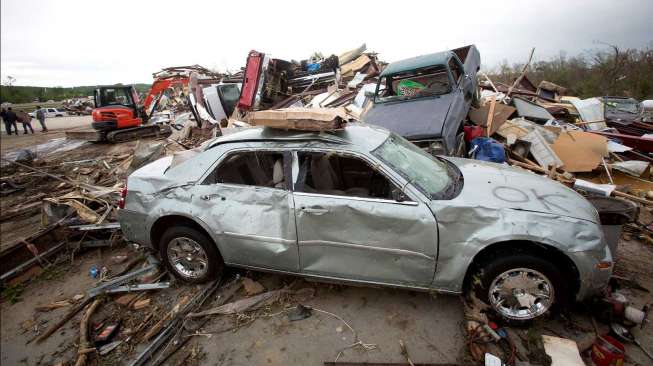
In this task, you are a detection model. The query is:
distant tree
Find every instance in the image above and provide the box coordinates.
[488,44,653,100]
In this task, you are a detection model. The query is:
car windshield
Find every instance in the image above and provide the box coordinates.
[372,133,452,199]
[605,99,639,114]
[375,66,451,103]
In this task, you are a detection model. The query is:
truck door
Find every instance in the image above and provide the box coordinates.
[238,51,264,111]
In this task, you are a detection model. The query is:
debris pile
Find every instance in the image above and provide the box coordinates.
[1,43,652,366]
[0,137,183,285]
[61,97,94,115]
[471,55,652,245]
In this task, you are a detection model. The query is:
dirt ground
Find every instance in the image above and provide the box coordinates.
[1,236,652,365]
[1,116,91,153]
[1,131,653,366]
[0,243,466,365]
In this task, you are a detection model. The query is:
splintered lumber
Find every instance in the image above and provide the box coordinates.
[0,201,42,222]
[186,281,244,318]
[75,298,102,366]
[187,288,287,317]
[142,295,190,341]
[36,297,93,343]
[485,98,496,137]
[613,190,653,206]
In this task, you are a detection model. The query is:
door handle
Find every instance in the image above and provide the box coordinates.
[301,206,329,215]
[200,194,225,201]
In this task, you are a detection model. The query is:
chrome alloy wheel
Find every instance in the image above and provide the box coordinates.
[167,237,208,279]
[488,268,554,320]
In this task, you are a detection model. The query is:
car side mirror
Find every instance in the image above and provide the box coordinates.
[391,188,409,202]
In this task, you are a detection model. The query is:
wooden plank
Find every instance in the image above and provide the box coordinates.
[485,98,496,137]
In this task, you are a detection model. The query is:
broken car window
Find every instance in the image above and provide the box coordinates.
[295,152,396,200]
[376,66,451,103]
[372,134,452,199]
[203,151,286,189]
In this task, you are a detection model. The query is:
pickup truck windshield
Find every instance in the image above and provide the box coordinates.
[375,66,450,103]
[372,133,452,199]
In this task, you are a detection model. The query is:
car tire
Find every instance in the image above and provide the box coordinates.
[159,225,223,284]
[472,250,570,323]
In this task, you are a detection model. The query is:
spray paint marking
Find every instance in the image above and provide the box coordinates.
[492,186,570,213]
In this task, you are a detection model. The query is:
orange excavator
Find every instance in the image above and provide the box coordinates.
[74,65,224,143]
[89,84,174,143]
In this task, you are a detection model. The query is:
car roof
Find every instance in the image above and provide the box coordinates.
[380,50,452,77]
[205,123,391,152]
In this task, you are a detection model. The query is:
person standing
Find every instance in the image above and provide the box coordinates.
[35,106,48,132]
[17,110,34,134]
[4,107,19,135]
[0,108,10,135]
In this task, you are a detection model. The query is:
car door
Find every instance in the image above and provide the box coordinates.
[191,148,299,272]
[47,108,57,117]
[291,150,438,287]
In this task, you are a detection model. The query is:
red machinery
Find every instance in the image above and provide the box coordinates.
[90,85,171,143]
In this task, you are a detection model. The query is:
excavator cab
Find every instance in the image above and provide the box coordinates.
[92,85,144,131]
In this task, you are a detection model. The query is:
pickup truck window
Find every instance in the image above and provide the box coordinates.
[376,66,451,103]
[372,133,452,199]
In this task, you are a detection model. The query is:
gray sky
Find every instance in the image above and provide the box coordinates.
[2,0,652,87]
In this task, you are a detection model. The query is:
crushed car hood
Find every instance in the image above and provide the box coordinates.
[440,157,599,223]
[362,94,454,140]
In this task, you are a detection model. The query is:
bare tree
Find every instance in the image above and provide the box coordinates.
[3,75,16,86]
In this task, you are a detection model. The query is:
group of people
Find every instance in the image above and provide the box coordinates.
[1,106,48,135]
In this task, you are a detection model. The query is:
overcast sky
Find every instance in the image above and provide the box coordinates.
[1,0,652,87]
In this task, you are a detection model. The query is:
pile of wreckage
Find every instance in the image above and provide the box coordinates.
[61,97,95,115]
[1,43,652,365]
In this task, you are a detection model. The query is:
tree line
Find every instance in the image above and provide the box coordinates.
[489,44,653,100]
[0,84,152,104]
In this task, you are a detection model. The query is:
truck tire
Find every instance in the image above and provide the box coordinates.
[159,226,223,284]
[471,250,570,323]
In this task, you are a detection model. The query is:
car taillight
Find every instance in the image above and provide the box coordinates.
[118,185,127,209]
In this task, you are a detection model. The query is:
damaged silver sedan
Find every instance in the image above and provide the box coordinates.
[118,124,612,321]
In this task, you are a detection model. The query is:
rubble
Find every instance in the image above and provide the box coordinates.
[1,42,652,366]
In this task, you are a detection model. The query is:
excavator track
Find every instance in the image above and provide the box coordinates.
[106,124,172,143]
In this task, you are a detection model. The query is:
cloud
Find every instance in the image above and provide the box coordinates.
[2,0,652,86]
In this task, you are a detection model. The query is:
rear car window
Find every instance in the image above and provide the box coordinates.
[203,151,287,189]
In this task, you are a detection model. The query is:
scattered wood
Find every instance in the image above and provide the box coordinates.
[485,98,496,137]
[143,295,191,341]
[187,286,284,318]
[74,298,102,366]
[133,298,151,310]
[115,294,138,307]
[242,277,265,296]
[36,297,93,344]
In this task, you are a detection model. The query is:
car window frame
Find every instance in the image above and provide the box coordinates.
[199,147,292,192]
[290,148,419,206]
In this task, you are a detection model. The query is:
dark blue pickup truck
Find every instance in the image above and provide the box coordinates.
[362,45,481,156]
